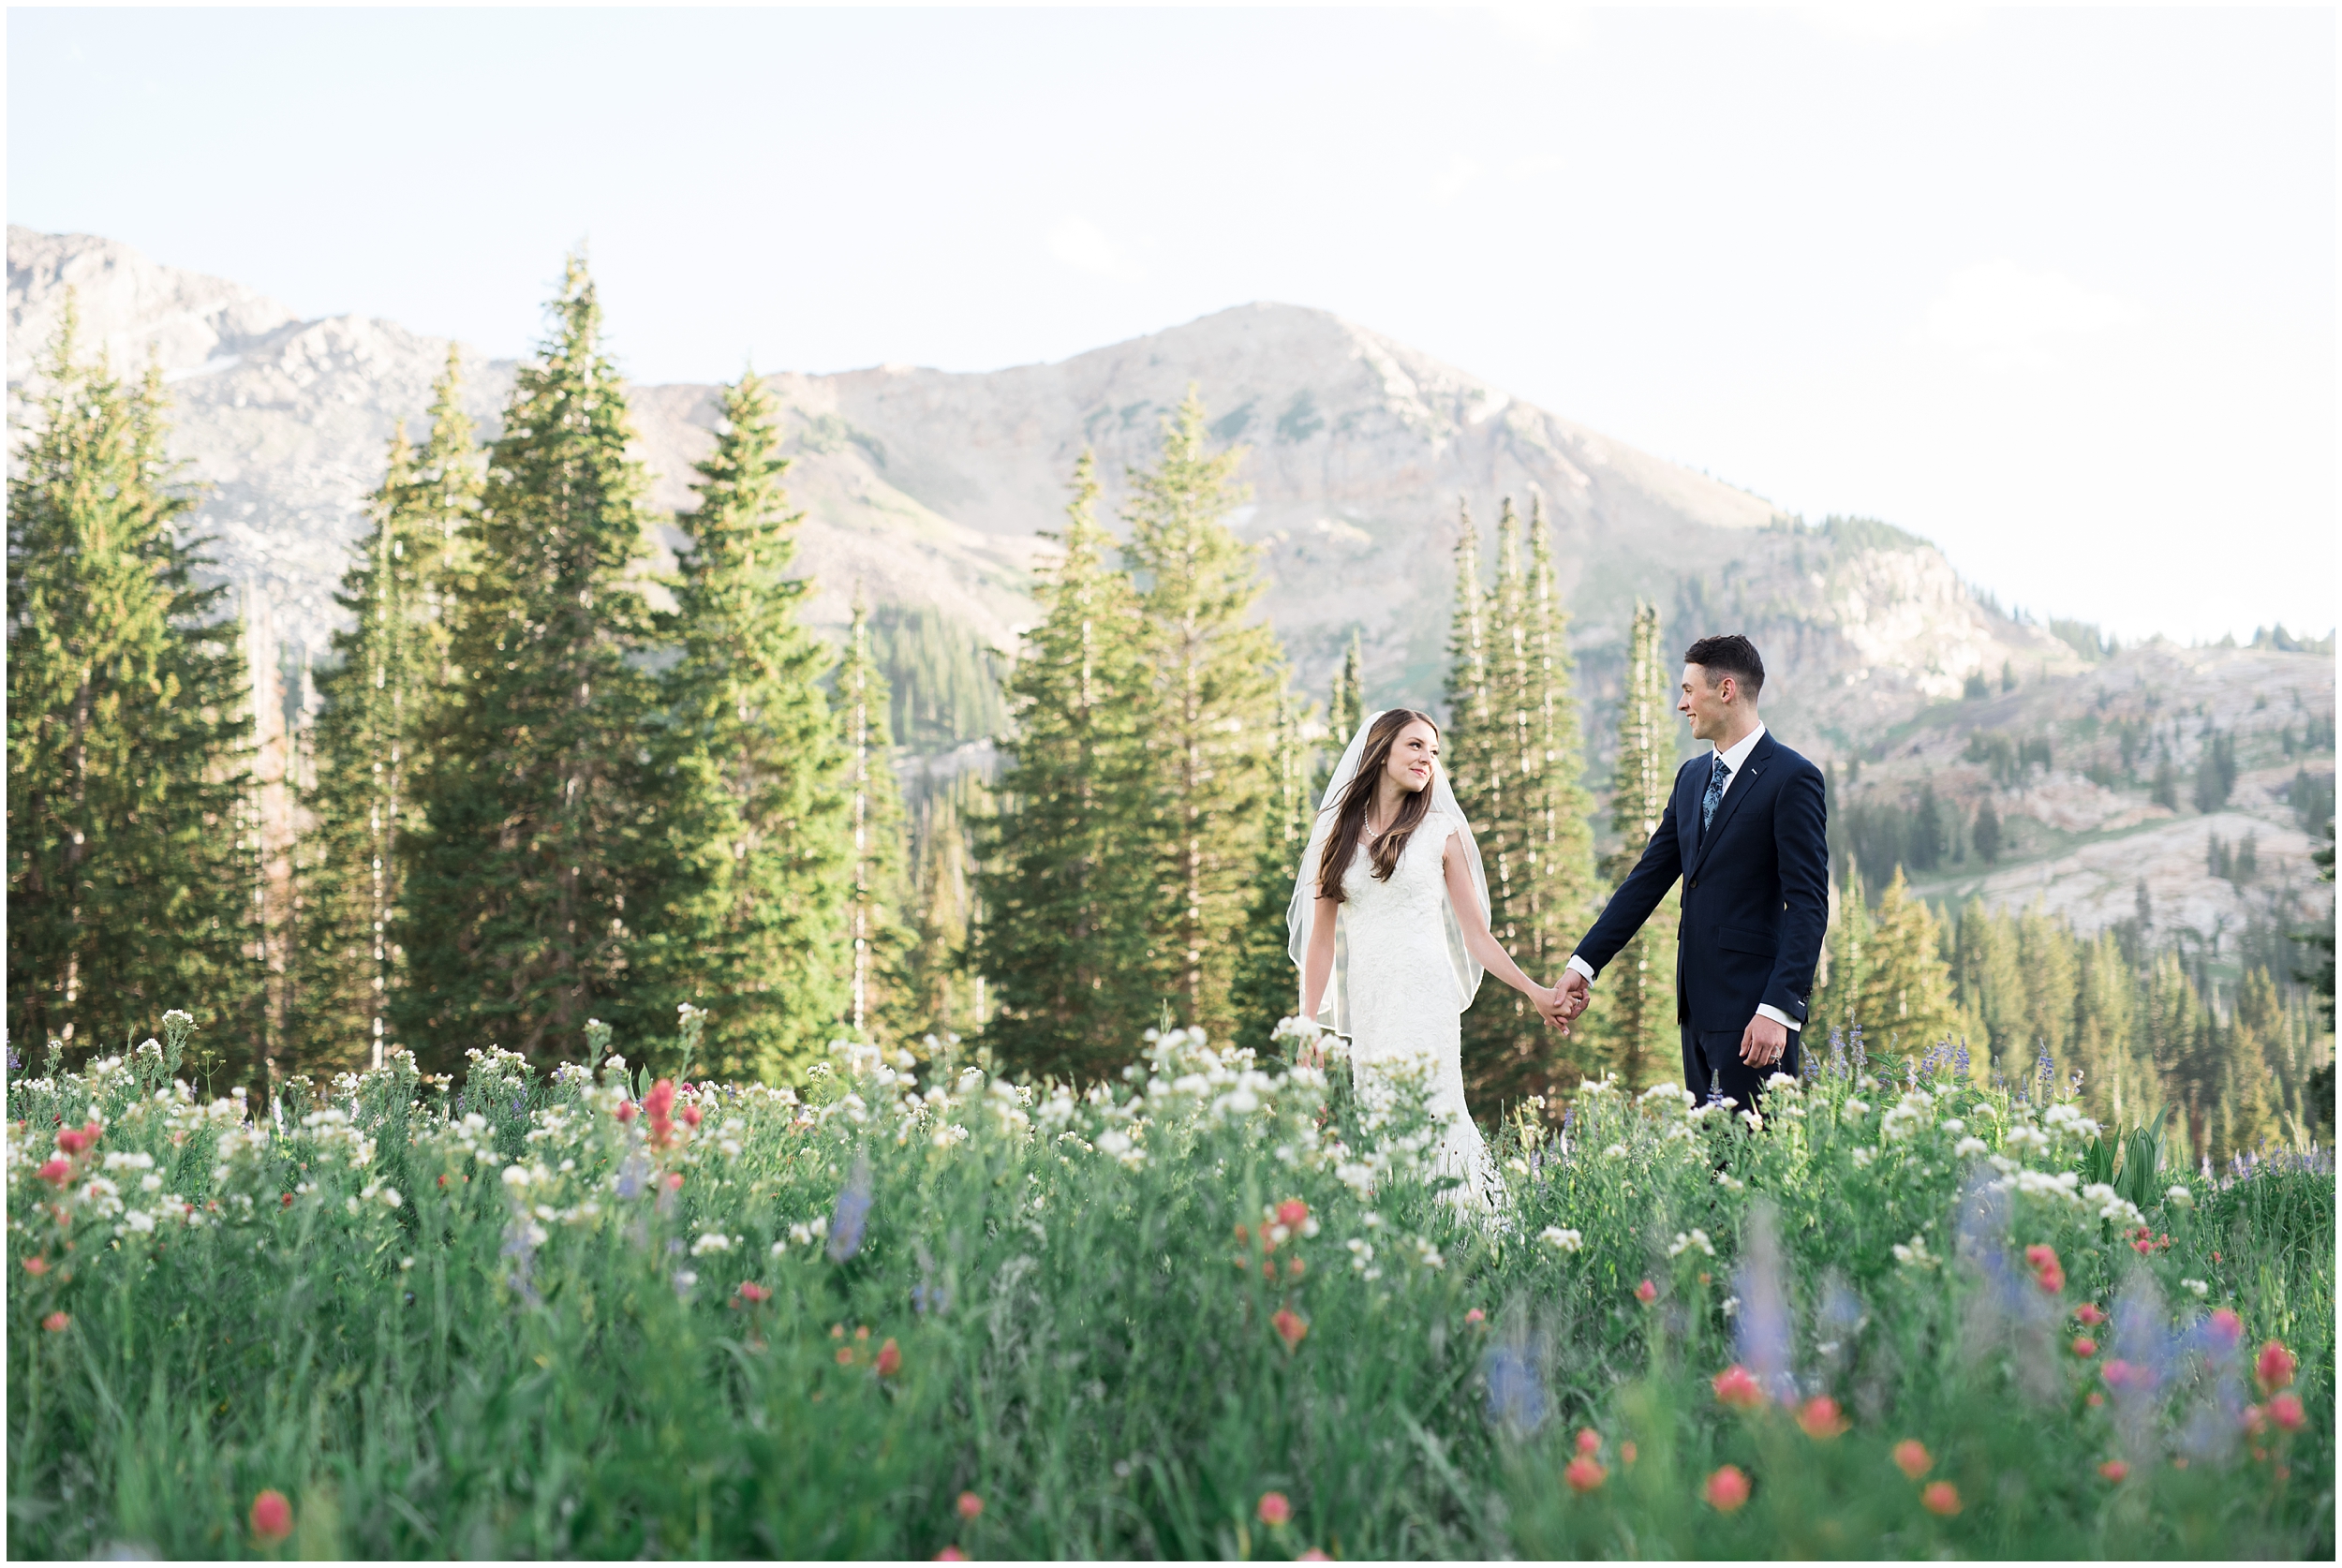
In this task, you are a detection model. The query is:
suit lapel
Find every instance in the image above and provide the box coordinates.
[1688,732,1773,877]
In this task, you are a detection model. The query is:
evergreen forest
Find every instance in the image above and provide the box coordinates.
[7,259,2333,1173]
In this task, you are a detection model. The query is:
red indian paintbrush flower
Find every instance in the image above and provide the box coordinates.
[1797,1397,1847,1438]
[1892,1440,1931,1480]
[250,1489,293,1545]
[876,1339,901,1377]
[1921,1481,1961,1516]
[2071,1337,2097,1358]
[1256,1491,1292,1527]
[2097,1460,2128,1482]
[1712,1365,1764,1410]
[1634,1279,1657,1304]
[1564,1456,1607,1493]
[1276,1199,1309,1228]
[1575,1428,1601,1457]
[2074,1303,2107,1327]
[2255,1341,2296,1395]
[956,1491,984,1520]
[1703,1465,1750,1512]
[1272,1309,1308,1352]
[2269,1393,2305,1432]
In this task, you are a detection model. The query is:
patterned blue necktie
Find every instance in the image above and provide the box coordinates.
[1701,752,1730,834]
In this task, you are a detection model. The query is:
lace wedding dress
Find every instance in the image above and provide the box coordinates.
[1288,716,1496,1206]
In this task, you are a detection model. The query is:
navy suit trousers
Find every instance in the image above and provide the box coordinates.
[1682,1026,1801,1112]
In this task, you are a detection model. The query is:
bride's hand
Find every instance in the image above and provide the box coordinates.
[1532,983,1571,1035]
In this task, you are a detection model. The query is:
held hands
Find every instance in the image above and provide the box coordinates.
[1738,1013,1788,1068]
[1537,969,1592,1033]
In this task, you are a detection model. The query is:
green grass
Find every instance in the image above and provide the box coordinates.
[7,1020,2332,1559]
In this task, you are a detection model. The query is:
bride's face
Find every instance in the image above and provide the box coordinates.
[1383,719,1440,794]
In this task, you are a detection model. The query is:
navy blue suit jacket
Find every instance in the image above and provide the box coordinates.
[1574,731,1829,1033]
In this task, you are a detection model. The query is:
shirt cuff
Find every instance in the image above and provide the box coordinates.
[1565,954,1597,983]
[1756,1003,1801,1033]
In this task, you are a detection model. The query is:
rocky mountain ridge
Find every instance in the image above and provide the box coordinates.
[9,225,2085,749]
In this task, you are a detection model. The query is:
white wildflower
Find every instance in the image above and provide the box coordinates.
[2179,1279,2209,1298]
[1850,1146,1875,1168]
[1891,1233,1937,1270]
[1953,1136,1989,1158]
[1668,1228,1715,1259]
[1715,1173,1745,1192]
[2165,1185,2195,1210]
[1540,1226,1583,1253]
[690,1231,735,1256]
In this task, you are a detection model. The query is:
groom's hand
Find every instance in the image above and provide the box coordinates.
[1542,970,1590,1032]
[1738,1013,1788,1068]
[1555,969,1591,1021]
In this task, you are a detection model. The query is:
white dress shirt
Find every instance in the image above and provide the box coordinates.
[1567,723,1799,1032]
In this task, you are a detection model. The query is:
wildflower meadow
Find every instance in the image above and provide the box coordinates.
[7,1010,2332,1559]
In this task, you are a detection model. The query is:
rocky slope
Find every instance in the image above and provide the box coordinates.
[9,226,2085,747]
[1848,641,2333,939]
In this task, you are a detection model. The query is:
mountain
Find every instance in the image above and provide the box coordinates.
[10,227,2327,942]
[1841,639,2333,943]
[9,226,2085,745]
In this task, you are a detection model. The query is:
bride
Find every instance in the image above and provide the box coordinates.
[1287,709,1567,1203]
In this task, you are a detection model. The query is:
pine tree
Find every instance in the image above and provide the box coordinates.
[1231,681,1313,1054]
[905,775,983,1044]
[396,256,666,1069]
[1442,497,1492,795]
[7,307,262,1064]
[978,453,1155,1079]
[1591,599,1679,1088]
[836,590,917,1043]
[643,368,850,1083]
[1951,896,2029,1065]
[1516,498,1595,1006]
[295,351,479,1074]
[1810,867,1960,1053]
[1457,497,1595,1112]
[1122,390,1285,1040]
[1328,629,1363,745]
[2016,905,2078,1066]
[2072,929,2142,1125]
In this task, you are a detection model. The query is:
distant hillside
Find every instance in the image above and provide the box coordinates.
[1829,639,2333,948]
[8,225,2089,755]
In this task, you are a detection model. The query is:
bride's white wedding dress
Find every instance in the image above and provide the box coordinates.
[1288,715,1496,1206]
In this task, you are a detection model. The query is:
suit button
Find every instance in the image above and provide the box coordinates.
[1688,880,1697,890]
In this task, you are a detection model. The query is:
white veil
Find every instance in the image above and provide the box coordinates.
[1285,711,1493,1033]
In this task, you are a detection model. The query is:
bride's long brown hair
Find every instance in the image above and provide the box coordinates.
[1316,708,1442,903]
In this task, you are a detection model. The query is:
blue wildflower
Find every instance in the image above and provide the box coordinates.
[827,1155,873,1263]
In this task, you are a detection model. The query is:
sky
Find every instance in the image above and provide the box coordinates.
[9,5,2335,645]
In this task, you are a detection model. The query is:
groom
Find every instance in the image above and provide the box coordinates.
[1551,635,1828,1110]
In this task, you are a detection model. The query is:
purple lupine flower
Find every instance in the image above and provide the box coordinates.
[1732,1201,1797,1404]
[1483,1344,1549,1434]
[826,1155,873,1263]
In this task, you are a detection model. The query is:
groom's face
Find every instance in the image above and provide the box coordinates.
[1680,663,1734,743]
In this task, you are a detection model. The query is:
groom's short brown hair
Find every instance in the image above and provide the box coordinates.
[1683,634,1764,699]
